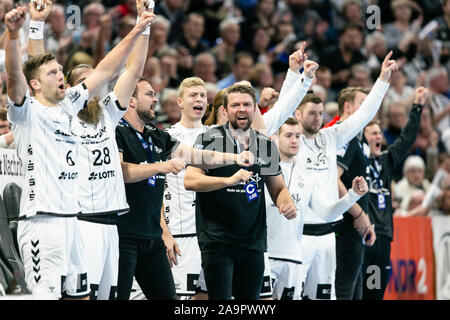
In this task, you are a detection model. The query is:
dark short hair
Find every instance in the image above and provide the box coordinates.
[279,117,299,135]
[340,22,363,36]
[223,84,257,109]
[23,53,57,88]
[0,108,7,121]
[132,78,152,98]
[297,93,322,110]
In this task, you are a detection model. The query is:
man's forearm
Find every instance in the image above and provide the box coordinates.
[184,167,231,192]
[275,187,293,208]
[28,39,45,57]
[6,32,27,103]
[121,161,166,183]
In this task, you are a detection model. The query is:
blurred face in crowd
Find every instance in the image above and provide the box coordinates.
[345,3,361,23]
[390,70,407,89]
[349,71,369,88]
[135,81,158,123]
[160,54,178,77]
[316,69,331,89]
[372,37,388,58]
[288,0,310,12]
[364,123,383,156]
[49,7,66,35]
[162,95,181,124]
[84,5,104,29]
[258,0,275,16]
[184,14,204,41]
[221,23,240,46]
[278,123,301,158]
[296,102,324,136]
[151,21,169,45]
[178,85,208,121]
[233,56,254,81]
[387,103,407,130]
[276,23,294,43]
[0,118,10,135]
[419,107,432,132]
[393,3,412,23]
[226,92,256,131]
[166,0,183,10]
[253,28,271,53]
[341,28,363,52]
[405,167,424,186]
[430,69,449,94]
[194,55,217,81]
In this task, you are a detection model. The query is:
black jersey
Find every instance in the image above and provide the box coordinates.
[193,122,282,253]
[115,119,180,239]
[365,104,423,240]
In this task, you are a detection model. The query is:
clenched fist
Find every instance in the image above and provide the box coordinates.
[279,202,297,220]
[352,176,368,196]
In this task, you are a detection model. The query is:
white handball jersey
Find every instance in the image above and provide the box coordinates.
[266,161,362,261]
[74,91,129,216]
[164,123,209,235]
[7,84,89,218]
[298,78,389,224]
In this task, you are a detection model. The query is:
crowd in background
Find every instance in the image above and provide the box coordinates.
[0,0,449,217]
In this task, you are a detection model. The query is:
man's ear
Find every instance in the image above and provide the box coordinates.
[294,109,301,121]
[177,96,184,110]
[129,96,137,109]
[29,79,40,92]
[65,84,71,89]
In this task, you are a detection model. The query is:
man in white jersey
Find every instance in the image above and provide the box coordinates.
[26,0,156,300]
[292,52,398,300]
[163,45,318,298]
[5,5,154,299]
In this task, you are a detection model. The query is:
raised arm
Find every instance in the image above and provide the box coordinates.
[5,7,28,104]
[83,10,155,100]
[332,52,397,149]
[386,87,428,169]
[113,0,154,108]
[27,0,52,58]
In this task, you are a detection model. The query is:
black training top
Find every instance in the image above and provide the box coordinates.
[193,122,282,253]
[365,104,423,241]
[337,133,370,230]
[115,119,180,239]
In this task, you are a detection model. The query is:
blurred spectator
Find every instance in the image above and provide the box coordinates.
[249,63,274,100]
[348,63,371,88]
[155,0,185,44]
[383,101,408,145]
[211,18,243,79]
[176,13,209,78]
[156,88,181,130]
[248,25,273,65]
[241,0,278,44]
[216,51,254,89]
[147,15,171,62]
[193,52,218,83]
[384,0,423,51]
[319,23,365,92]
[365,32,389,71]
[333,0,365,31]
[0,108,13,148]
[311,84,327,105]
[205,82,219,106]
[285,0,321,42]
[110,0,138,20]
[430,183,450,216]
[158,47,180,89]
[427,67,450,135]
[394,155,431,211]
[383,69,415,110]
[45,4,74,67]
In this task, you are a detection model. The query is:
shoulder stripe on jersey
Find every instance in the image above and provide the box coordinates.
[115,99,126,111]
[81,82,87,90]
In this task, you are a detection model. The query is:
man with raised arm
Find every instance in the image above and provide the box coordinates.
[293,52,397,300]
[5,4,153,299]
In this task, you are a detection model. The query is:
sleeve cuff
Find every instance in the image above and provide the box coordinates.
[347,188,362,202]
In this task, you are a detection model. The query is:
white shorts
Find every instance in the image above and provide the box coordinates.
[300,233,336,300]
[17,216,89,299]
[269,258,303,300]
[171,236,201,296]
[196,252,273,299]
[78,220,119,300]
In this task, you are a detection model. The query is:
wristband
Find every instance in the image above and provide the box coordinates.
[29,20,45,40]
[136,16,151,36]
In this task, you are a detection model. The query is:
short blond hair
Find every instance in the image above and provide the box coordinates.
[178,77,206,98]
